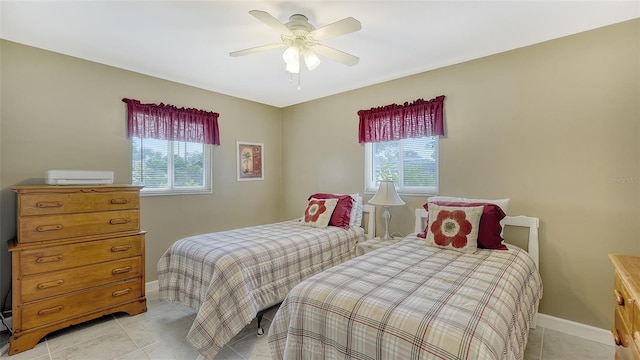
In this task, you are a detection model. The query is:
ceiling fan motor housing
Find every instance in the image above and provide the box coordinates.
[286,14,315,36]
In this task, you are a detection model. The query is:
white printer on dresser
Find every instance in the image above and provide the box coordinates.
[45,170,114,185]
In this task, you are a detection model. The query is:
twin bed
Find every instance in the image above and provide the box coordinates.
[158,197,542,360]
[157,196,375,359]
[268,209,542,359]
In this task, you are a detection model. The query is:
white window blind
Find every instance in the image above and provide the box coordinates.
[365,136,438,195]
[132,137,211,195]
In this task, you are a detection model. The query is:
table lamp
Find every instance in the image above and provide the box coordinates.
[368,180,405,240]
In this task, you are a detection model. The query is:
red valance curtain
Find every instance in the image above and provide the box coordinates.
[358,95,445,144]
[122,98,220,145]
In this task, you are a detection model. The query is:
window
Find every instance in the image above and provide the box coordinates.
[365,136,438,195]
[122,98,219,196]
[132,137,211,195]
[358,95,444,195]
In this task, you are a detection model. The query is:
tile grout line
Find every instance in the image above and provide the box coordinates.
[45,336,52,360]
[112,313,149,359]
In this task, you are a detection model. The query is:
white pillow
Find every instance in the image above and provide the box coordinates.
[349,193,364,226]
[427,196,509,214]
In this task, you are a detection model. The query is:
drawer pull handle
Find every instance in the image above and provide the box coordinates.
[614,289,624,306]
[110,198,129,205]
[612,328,622,346]
[36,224,63,232]
[111,245,131,252]
[112,266,132,275]
[36,254,63,263]
[36,201,63,208]
[38,305,63,316]
[112,288,131,297]
[37,280,64,289]
[109,218,130,225]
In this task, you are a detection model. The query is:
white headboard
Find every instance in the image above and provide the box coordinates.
[363,204,375,240]
[413,208,540,269]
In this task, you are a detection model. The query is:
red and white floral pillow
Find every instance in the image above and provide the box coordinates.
[425,204,483,253]
[308,193,353,229]
[301,198,339,228]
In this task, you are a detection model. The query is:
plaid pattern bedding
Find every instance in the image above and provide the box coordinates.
[268,235,543,360]
[157,219,363,360]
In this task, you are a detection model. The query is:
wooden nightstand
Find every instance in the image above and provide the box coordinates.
[356,237,402,256]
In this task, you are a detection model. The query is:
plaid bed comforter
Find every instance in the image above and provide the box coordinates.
[268,235,543,360]
[157,219,363,360]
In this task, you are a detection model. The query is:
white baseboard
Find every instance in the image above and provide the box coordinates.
[145,280,159,293]
[537,313,612,345]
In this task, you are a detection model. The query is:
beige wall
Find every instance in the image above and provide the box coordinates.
[0,40,283,308]
[282,19,640,329]
[0,18,638,331]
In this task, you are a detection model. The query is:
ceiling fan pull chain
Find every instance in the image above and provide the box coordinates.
[298,72,301,91]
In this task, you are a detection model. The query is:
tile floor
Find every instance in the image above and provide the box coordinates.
[0,286,615,360]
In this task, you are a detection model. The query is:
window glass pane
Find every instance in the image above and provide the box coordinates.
[366,136,438,194]
[173,141,205,187]
[402,137,437,187]
[372,140,400,182]
[132,137,211,195]
[132,137,168,189]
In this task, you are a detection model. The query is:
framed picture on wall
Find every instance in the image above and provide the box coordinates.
[237,141,264,181]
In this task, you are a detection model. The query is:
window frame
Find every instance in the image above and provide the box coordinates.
[364,136,439,196]
[132,137,213,197]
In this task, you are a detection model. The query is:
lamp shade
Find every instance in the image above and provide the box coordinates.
[368,180,405,206]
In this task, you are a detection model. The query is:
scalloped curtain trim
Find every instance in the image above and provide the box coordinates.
[123,98,220,146]
[358,95,445,143]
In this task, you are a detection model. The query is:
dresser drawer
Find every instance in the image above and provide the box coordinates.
[615,270,635,324]
[20,278,143,329]
[17,210,139,243]
[18,234,144,275]
[614,306,635,359]
[18,190,139,216]
[633,302,640,356]
[20,257,142,302]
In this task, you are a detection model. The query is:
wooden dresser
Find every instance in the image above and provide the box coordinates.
[8,185,147,355]
[609,254,640,360]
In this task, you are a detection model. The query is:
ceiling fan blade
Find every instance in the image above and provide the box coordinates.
[229,43,287,57]
[249,10,292,35]
[310,17,361,41]
[313,44,359,66]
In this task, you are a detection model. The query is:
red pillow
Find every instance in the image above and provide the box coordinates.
[308,193,353,230]
[421,201,507,250]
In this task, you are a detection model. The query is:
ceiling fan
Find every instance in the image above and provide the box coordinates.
[230,10,362,74]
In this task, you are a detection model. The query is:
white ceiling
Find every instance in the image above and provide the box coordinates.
[1,1,638,108]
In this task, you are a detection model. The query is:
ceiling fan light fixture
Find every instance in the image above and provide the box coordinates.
[285,60,300,74]
[282,45,300,73]
[233,10,361,80]
[303,49,321,70]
